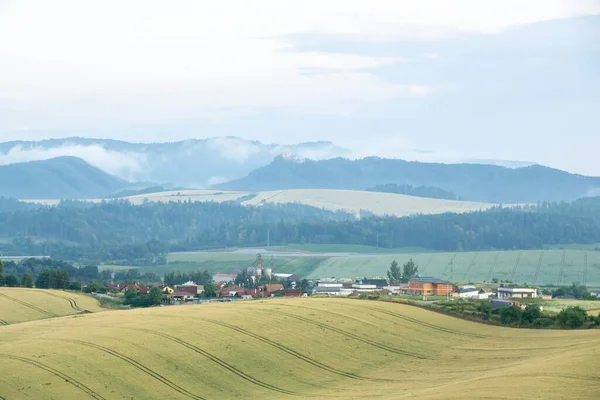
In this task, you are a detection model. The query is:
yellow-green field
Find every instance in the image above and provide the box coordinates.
[0,288,104,325]
[1,297,599,399]
[162,247,600,286]
[22,188,508,217]
[539,299,600,314]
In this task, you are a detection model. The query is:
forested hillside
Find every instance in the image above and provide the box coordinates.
[215,156,600,203]
[0,197,599,265]
[0,157,127,198]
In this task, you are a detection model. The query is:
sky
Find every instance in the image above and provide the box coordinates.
[0,0,599,174]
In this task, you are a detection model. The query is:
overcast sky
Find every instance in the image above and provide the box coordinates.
[1,1,599,174]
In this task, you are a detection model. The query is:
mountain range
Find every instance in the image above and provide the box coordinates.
[214,156,600,203]
[1,137,599,203]
[0,137,350,187]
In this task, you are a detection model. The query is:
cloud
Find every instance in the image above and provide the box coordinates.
[0,144,148,181]
[206,137,262,162]
[3,0,595,132]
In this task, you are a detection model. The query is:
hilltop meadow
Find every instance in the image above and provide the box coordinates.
[1,295,599,399]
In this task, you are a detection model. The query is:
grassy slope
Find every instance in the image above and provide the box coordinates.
[24,188,505,217]
[165,248,600,286]
[0,298,598,399]
[242,189,499,217]
[0,288,104,325]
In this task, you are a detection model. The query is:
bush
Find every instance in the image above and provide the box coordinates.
[556,306,587,328]
[500,306,522,325]
[522,304,542,324]
[533,316,555,328]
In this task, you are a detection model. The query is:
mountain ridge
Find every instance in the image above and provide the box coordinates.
[0,156,128,199]
[213,156,600,203]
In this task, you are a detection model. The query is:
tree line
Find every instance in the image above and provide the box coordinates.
[0,197,599,265]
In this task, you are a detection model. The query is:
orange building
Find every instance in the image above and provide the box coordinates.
[407,277,454,296]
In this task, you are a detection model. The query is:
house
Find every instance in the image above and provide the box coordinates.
[455,286,480,299]
[355,279,388,289]
[216,285,245,297]
[352,282,378,292]
[497,287,538,299]
[166,291,196,302]
[317,281,344,288]
[263,284,284,293]
[407,277,454,296]
[107,283,124,292]
[174,281,203,295]
[312,286,344,296]
[162,286,175,294]
[121,283,150,294]
[383,284,408,295]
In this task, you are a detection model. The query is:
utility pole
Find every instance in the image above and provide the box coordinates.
[267,229,270,247]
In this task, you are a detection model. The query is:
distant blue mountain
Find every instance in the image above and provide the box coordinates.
[0,157,127,199]
[214,156,600,203]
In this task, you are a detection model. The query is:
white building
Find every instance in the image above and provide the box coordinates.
[497,287,538,299]
[457,286,480,299]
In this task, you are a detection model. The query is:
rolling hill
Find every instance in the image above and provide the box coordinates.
[214,156,600,203]
[117,188,503,217]
[0,287,104,325]
[0,157,128,199]
[0,297,598,399]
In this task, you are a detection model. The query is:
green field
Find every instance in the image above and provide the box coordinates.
[162,247,600,286]
[1,296,599,399]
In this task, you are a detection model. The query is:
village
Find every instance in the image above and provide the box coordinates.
[101,267,543,311]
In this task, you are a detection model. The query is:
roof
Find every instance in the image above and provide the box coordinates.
[177,281,197,286]
[356,279,388,287]
[498,287,536,292]
[410,277,452,285]
[264,284,284,292]
[459,287,479,293]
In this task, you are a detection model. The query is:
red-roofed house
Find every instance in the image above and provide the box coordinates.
[121,283,150,294]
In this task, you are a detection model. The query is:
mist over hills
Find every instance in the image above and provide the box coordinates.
[1,137,598,203]
[0,156,127,199]
[0,136,351,187]
[214,156,600,203]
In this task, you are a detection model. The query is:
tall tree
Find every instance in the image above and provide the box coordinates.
[387,260,402,284]
[147,287,163,306]
[234,268,255,288]
[35,269,52,289]
[401,259,419,282]
[5,274,19,287]
[21,274,33,288]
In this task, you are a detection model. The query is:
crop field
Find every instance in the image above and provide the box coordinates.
[540,299,600,314]
[0,288,104,325]
[164,247,600,286]
[0,297,598,399]
[22,188,509,217]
